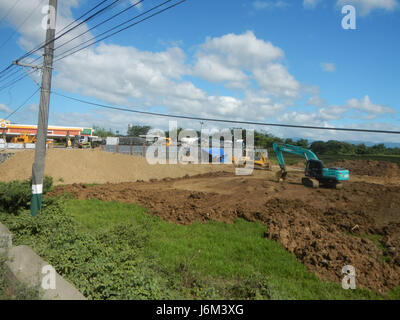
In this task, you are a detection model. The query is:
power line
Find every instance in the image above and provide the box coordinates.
[52,91,400,135]
[0,0,45,51]
[54,0,185,63]
[1,0,115,80]
[0,69,37,93]
[54,0,145,53]
[0,64,17,79]
[55,0,110,36]
[16,0,122,63]
[0,64,29,84]
[1,0,155,87]
[0,0,23,26]
[4,87,40,120]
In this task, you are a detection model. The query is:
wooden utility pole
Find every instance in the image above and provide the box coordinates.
[30,0,57,216]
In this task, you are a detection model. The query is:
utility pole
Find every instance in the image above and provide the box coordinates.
[30,0,57,216]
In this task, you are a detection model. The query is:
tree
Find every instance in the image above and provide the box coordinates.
[310,141,328,154]
[284,138,295,145]
[295,139,309,148]
[93,125,115,138]
[127,125,151,137]
[355,143,367,154]
[371,143,386,154]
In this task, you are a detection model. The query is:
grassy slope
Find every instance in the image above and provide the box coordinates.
[65,199,395,300]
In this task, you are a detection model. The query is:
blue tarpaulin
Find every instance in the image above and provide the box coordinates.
[201,148,227,163]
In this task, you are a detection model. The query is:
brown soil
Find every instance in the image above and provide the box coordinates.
[330,159,400,177]
[49,165,400,293]
[0,149,232,184]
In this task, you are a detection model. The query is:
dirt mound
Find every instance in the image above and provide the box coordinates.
[330,159,400,177]
[0,149,233,184]
[263,198,400,292]
[49,171,400,293]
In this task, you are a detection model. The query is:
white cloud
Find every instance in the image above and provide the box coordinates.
[302,0,399,15]
[345,95,395,118]
[277,105,347,124]
[321,62,336,72]
[54,44,198,105]
[307,96,327,107]
[195,31,284,71]
[336,0,398,15]
[253,64,301,100]
[319,106,348,120]
[0,104,11,113]
[303,0,321,9]
[191,54,249,86]
[252,1,289,10]
[0,0,92,57]
[192,31,301,100]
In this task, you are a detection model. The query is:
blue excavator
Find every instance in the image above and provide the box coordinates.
[273,142,350,189]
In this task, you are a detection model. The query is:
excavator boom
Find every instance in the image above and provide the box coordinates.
[273,142,318,172]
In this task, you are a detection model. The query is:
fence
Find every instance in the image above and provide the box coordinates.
[101,143,268,161]
[0,143,49,150]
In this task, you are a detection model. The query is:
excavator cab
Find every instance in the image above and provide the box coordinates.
[305,159,324,179]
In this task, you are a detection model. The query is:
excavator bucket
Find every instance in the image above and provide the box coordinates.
[276,170,288,182]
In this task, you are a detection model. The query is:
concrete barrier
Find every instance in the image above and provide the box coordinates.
[6,143,23,149]
[0,222,12,251]
[0,222,86,300]
[5,245,86,300]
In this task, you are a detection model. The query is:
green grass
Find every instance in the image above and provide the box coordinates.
[64,198,398,300]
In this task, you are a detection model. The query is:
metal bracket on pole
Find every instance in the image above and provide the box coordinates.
[13,60,44,70]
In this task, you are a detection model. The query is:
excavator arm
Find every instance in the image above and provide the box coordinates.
[273,142,319,181]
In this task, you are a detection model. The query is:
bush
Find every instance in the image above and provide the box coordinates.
[0,198,171,300]
[0,176,53,214]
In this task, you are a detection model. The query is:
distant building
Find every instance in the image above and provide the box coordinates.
[0,119,93,140]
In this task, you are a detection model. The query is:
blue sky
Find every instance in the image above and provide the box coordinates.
[0,0,399,143]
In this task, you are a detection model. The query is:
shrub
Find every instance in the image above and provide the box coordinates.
[0,198,171,300]
[0,176,53,214]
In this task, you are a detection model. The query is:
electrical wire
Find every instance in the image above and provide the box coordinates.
[52,91,400,135]
[54,0,145,53]
[3,87,40,120]
[55,0,110,36]
[1,0,116,81]
[0,69,37,93]
[0,0,23,26]
[0,0,45,51]
[16,0,122,63]
[54,0,185,63]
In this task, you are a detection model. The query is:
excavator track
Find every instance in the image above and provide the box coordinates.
[302,177,319,188]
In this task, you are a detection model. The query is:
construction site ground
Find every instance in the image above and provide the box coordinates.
[1,149,399,294]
